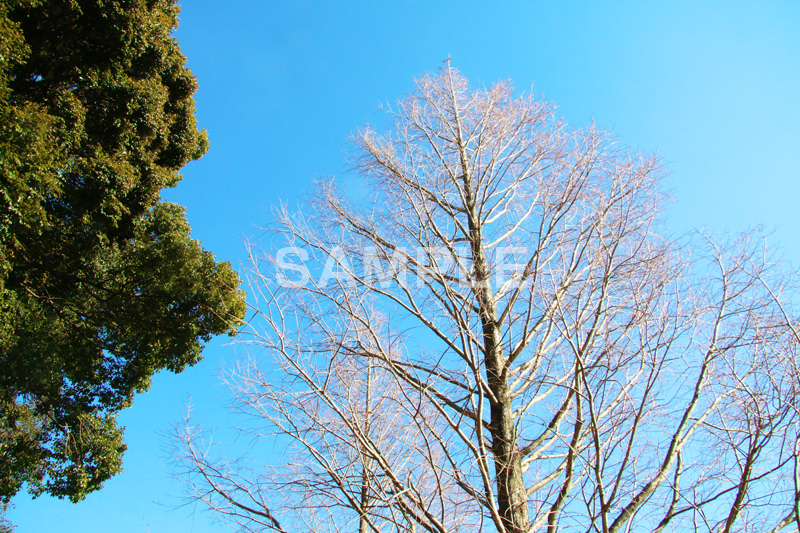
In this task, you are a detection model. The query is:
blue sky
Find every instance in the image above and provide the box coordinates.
[8,1,800,531]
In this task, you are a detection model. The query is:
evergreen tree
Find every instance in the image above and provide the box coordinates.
[0,0,245,505]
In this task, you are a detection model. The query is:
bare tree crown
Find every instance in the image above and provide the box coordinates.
[177,65,800,533]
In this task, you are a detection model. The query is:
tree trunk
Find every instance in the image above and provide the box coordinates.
[463,166,530,533]
[485,321,530,533]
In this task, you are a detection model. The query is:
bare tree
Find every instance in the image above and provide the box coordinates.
[175,65,800,533]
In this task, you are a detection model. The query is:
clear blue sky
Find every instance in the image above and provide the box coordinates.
[9,1,800,531]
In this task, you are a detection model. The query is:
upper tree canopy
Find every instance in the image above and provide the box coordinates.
[0,0,246,504]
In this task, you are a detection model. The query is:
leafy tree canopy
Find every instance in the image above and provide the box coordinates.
[0,0,246,505]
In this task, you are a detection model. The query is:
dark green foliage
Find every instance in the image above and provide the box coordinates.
[0,0,246,506]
